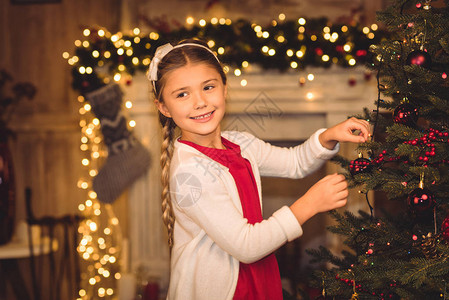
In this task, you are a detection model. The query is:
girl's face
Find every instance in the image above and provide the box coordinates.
[155,63,227,146]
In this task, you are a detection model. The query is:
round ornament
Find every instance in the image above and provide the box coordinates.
[348,77,357,86]
[349,157,372,175]
[393,103,419,126]
[407,187,435,213]
[441,215,449,242]
[406,50,431,69]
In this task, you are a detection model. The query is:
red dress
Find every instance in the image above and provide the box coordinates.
[179,137,283,300]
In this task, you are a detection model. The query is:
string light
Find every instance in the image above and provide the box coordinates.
[207,40,215,48]
[149,32,159,40]
[73,75,123,299]
[276,35,285,43]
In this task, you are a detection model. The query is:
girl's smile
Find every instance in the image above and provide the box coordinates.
[190,110,215,121]
[155,63,227,148]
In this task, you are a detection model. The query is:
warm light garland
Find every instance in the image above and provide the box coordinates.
[65,16,385,95]
[75,95,123,300]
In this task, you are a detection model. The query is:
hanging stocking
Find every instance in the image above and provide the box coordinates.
[85,84,151,203]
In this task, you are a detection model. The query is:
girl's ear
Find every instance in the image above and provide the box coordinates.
[154,99,172,118]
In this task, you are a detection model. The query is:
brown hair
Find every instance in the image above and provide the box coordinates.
[153,39,226,250]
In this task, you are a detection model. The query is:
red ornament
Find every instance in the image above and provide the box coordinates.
[364,71,372,81]
[406,50,432,69]
[348,77,357,86]
[356,50,367,57]
[441,215,449,242]
[407,187,435,213]
[315,48,324,56]
[349,156,372,175]
[393,103,419,126]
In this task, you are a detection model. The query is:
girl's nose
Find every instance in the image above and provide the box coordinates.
[194,92,207,109]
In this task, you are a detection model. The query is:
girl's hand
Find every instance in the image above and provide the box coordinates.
[319,117,371,150]
[290,173,348,225]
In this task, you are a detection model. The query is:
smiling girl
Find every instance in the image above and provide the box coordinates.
[148,39,370,300]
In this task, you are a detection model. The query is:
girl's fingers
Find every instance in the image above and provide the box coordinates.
[334,198,348,209]
[349,119,370,141]
[326,173,345,183]
[334,180,348,192]
[335,188,349,200]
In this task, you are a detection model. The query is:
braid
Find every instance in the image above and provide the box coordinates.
[160,117,176,250]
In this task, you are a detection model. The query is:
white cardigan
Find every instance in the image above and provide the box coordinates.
[166,129,339,300]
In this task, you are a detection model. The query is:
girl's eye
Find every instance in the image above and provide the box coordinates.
[204,85,215,91]
[176,92,188,98]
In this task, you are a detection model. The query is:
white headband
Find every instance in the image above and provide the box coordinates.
[147,43,220,91]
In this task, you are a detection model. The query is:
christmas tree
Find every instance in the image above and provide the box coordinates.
[307,0,449,299]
